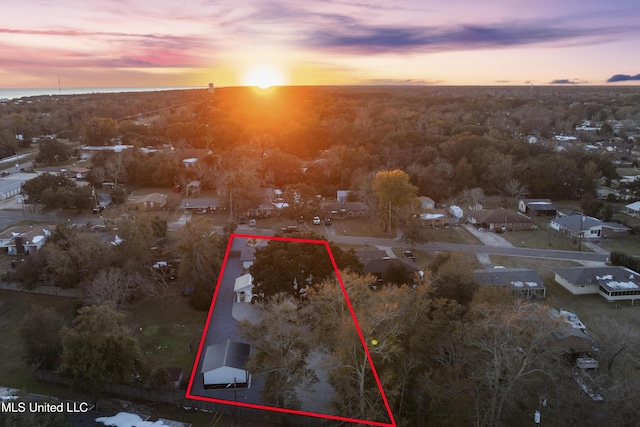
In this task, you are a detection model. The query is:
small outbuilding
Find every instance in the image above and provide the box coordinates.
[201,340,251,389]
[518,199,558,216]
[626,201,640,217]
[418,196,436,211]
[234,274,253,303]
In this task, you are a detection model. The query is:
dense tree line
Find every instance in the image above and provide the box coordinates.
[242,270,640,426]
[3,86,639,203]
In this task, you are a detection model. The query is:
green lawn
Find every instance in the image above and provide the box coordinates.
[0,287,208,390]
[499,217,591,251]
[596,233,640,254]
[430,225,483,245]
[125,290,208,375]
[0,289,274,425]
[0,290,79,395]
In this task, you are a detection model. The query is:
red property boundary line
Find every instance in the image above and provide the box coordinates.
[185,232,397,427]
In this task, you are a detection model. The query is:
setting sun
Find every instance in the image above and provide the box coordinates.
[242,65,286,88]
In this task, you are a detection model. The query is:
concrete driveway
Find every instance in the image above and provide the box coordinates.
[188,236,265,405]
[462,224,513,247]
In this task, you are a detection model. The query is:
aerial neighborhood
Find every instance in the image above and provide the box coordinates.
[1,85,640,426]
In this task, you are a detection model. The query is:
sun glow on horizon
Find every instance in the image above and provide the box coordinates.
[242,65,286,88]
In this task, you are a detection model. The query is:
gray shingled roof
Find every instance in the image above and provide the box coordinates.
[201,340,250,373]
[552,215,629,233]
[181,198,220,209]
[474,268,545,290]
[523,199,557,212]
[553,266,640,291]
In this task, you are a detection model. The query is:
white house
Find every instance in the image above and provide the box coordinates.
[201,340,251,389]
[550,214,630,239]
[234,274,253,303]
[553,266,640,303]
[0,225,52,255]
[626,201,640,217]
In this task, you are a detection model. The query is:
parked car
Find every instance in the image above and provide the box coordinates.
[313,216,321,225]
[281,225,300,233]
[324,218,332,226]
[402,250,415,260]
[238,216,247,224]
[249,219,257,227]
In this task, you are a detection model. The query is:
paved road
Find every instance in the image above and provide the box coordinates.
[328,234,610,263]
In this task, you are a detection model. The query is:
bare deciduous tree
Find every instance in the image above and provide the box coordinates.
[85,267,138,308]
[464,303,564,427]
[505,178,529,201]
[239,293,318,409]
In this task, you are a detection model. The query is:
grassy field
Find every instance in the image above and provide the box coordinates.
[0,289,268,426]
[596,233,640,254]
[125,290,208,376]
[0,290,79,395]
[499,217,590,251]
[431,225,483,245]
[325,216,393,238]
[0,287,207,390]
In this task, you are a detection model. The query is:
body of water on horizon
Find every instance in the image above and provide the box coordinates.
[0,86,201,100]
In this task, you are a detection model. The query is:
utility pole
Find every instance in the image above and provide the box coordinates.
[578,214,584,252]
[233,377,237,427]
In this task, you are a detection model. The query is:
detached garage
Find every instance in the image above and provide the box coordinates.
[201,340,251,389]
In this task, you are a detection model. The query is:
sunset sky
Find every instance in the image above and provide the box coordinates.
[2,0,640,88]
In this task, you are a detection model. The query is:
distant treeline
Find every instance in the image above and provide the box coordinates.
[2,85,640,202]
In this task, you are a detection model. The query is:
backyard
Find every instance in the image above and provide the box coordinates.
[0,288,243,425]
[487,254,640,345]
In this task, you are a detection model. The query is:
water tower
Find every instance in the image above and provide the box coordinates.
[208,83,215,94]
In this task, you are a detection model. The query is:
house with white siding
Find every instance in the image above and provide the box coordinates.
[553,266,640,303]
[550,215,630,239]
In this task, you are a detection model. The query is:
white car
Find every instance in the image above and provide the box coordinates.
[312,216,321,225]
